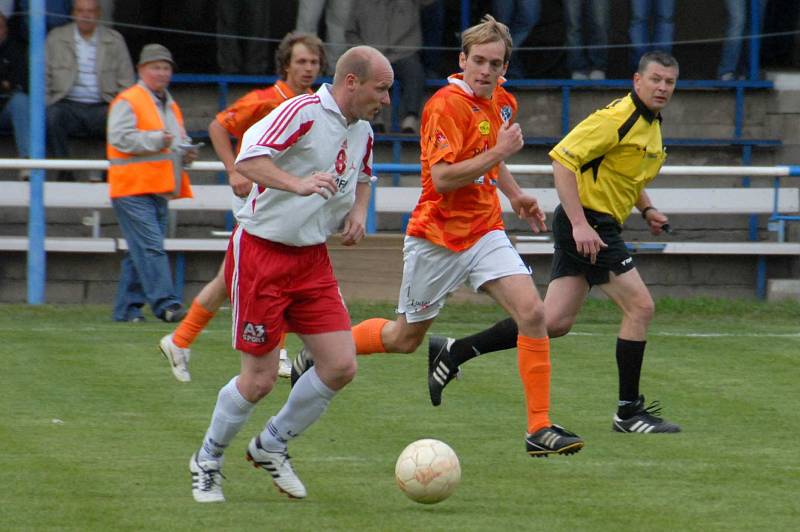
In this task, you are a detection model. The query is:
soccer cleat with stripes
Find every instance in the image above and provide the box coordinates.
[246,435,307,499]
[159,333,191,382]
[189,452,225,503]
[613,395,681,433]
[427,336,462,407]
[525,424,584,457]
[290,347,314,387]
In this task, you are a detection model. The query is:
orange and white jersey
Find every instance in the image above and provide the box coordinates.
[235,84,374,246]
[406,74,518,252]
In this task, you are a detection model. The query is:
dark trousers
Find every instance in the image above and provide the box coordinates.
[46,99,108,158]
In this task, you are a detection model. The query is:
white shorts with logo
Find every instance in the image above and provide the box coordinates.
[397,229,532,323]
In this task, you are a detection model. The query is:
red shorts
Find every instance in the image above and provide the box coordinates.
[225,227,351,356]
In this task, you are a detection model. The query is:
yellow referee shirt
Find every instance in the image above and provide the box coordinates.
[549,91,667,225]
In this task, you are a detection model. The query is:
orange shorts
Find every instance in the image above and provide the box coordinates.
[225,227,351,356]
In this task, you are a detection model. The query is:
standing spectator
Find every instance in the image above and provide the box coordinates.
[421,0,445,78]
[346,0,424,133]
[629,0,675,71]
[188,46,390,503]
[718,0,767,80]
[107,44,194,323]
[216,0,269,75]
[295,0,354,74]
[563,0,609,80]
[45,0,134,181]
[492,0,541,78]
[0,10,30,179]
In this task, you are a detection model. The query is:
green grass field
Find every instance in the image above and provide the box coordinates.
[3,299,799,531]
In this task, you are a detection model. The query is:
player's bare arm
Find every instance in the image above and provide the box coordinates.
[431,121,524,193]
[208,119,251,198]
[497,162,546,232]
[552,159,607,263]
[235,155,338,198]
[636,190,669,235]
[340,181,371,246]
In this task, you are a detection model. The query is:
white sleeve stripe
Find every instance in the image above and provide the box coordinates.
[257,95,319,146]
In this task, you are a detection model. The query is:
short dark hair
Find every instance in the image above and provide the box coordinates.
[637,51,679,75]
[274,32,326,80]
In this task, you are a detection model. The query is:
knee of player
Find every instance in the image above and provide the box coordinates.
[515,300,546,330]
[628,295,655,323]
[238,373,276,402]
[547,315,573,338]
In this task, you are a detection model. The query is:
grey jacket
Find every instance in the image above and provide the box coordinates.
[46,23,135,105]
[345,0,422,63]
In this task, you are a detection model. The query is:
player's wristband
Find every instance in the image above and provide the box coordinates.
[641,206,656,219]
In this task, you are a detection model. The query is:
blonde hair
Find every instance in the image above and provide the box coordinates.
[461,14,513,64]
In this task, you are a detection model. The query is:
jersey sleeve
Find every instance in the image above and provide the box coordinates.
[422,100,464,167]
[549,109,619,174]
[235,95,318,165]
[358,131,374,183]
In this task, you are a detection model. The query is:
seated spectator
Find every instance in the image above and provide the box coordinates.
[107,43,195,323]
[216,0,269,75]
[0,9,30,179]
[492,0,541,78]
[45,0,134,181]
[629,0,675,71]
[295,0,354,75]
[563,0,609,80]
[346,0,424,133]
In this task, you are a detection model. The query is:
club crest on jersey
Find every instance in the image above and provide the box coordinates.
[434,130,449,149]
[500,105,513,123]
[241,322,266,344]
[478,120,490,135]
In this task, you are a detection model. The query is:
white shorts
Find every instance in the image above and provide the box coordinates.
[396,230,532,323]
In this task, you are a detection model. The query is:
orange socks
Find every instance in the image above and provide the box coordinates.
[517,335,552,434]
[172,299,215,348]
[351,318,389,354]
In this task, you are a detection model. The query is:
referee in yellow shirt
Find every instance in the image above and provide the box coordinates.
[427,51,681,434]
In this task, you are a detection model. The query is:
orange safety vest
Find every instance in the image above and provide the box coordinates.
[107,84,193,199]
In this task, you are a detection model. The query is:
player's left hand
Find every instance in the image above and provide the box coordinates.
[340,211,366,246]
[645,208,669,235]
[511,194,547,233]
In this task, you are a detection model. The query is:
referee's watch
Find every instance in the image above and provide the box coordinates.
[641,206,656,219]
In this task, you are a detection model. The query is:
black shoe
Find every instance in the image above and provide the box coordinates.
[525,425,584,457]
[160,304,186,323]
[613,395,681,433]
[290,347,314,387]
[428,336,461,407]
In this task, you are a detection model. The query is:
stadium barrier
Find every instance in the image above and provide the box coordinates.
[3,159,799,300]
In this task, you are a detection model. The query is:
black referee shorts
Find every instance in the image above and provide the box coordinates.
[550,205,635,286]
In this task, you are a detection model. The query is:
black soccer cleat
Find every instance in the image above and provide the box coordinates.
[525,424,584,457]
[290,347,314,388]
[427,336,461,407]
[612,395,681,433]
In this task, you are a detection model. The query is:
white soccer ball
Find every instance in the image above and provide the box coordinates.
[394,438,461,504]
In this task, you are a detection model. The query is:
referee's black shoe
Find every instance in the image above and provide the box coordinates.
[427,336,461,406]
[612,395,681,433]
[525,425,584,457]
[290,347,314,388]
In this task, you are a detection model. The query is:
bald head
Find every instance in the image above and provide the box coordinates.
[333,46,390,86]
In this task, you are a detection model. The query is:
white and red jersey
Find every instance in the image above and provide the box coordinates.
[234,84,374,246]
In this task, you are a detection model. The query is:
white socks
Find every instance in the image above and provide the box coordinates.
[198,376,255,463]
[260,367,336,451]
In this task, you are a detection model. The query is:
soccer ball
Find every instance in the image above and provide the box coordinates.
[394,438,461,504]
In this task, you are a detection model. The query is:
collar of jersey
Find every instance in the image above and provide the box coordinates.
[630,90,662,123]
[317,83,345,119]
[447,73,507,100]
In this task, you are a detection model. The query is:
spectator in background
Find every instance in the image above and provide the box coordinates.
[295,0,353,75]
[107,44,195,323]
[15,0,73,32]
[492,0,541,78]
[718,0,767,80]
[216,0,269,75]
[421,0,445,78]
[629,0,675,71]
[0,9,30,179]
[346,0,424,133]
[45,0,133,181]
[563,0,609,80]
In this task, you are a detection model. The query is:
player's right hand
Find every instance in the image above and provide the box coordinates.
[573,224,608,265]
[296,171,338,199]
[228,169,252,197]
[495,122,524,159]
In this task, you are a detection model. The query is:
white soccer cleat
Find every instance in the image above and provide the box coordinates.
[189,453,225,503]
[278,348,292,379]
[246,435,307,499]
[159,333,191,382]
